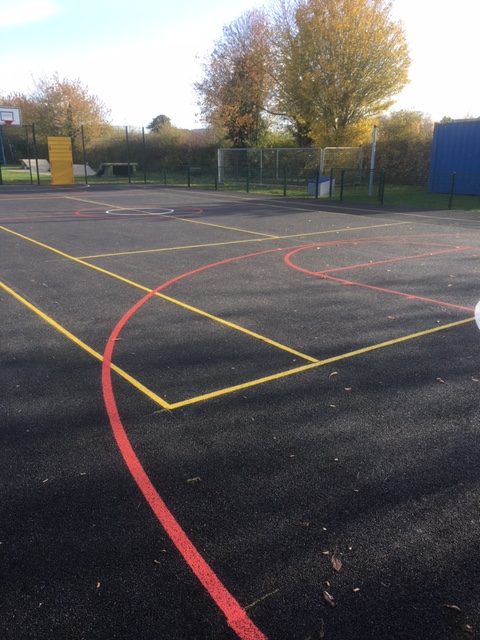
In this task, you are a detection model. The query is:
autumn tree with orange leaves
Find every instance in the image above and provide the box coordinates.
[197,0,410,148]
[195,9,274,147]
[272,0,410,146]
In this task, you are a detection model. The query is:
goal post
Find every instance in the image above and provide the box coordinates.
[217,146,363,185]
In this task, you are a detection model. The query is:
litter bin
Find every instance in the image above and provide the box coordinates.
[307,176,335,197]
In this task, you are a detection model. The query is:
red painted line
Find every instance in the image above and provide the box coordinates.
[102,353,267,639]
[0,213,73,222]
[101,233,474,637]
[101,247,295,640]
[285,245,475,313]
[318,246,472,275]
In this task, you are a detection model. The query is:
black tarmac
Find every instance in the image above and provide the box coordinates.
[1,185,479,640]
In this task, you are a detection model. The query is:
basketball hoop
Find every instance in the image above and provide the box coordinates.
[0,106,21,127]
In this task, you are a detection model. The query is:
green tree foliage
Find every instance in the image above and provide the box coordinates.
[32,75,110,144]
[85,125,220,173]
[195,9,273,147]
[147,114,172,132]
[272,0,410,146]
[2,74,110,149]
[375,110,434,179]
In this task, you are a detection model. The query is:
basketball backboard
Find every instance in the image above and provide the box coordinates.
[0,106,22,126]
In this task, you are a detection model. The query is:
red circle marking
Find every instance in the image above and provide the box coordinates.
[284,240,475,312]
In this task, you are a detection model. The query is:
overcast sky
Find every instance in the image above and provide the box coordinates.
[1,0,479,129]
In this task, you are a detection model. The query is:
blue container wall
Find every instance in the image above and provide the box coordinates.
[428,120,480,195]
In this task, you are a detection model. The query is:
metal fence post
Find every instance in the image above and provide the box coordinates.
[125,126,131,184]
[448,172,457,209]
[187,165,191,188]
[25,126,33,184]
[315,169,319,199]
[32,123,40,186]
[329,168,334,197]
[378,169,386,205]
[340,169,345,201]
[142,127,147,184]
[81,125,88,185]
[283,167,287,196]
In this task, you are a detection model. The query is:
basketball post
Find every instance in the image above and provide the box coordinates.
[0,117,14,165]
[0,107,22,167]
[0,122,9,165]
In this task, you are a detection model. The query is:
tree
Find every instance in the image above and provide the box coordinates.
[379,110,433,142]
[32,74,110,144]
[196,9,273,147]
[272,0,410,146]
[3,74,110,149]
[147,114,172,132]
[375,110,433,178]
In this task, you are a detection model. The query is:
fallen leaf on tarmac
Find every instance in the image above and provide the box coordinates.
[443,604,462,612]
[344,387,352,391]
[319,618,326,638]
[387,315,396,320]
[187,477,201,484]
[96,582,101,589]
[462,624,474,634]
[153,559,161,565]
[436,378,446,384]
[353,588,361,593]
[329,371,338,378]
[472,378,479,383]
[322,590,336,607]
[331,554,343,572]
[304,619,325,640]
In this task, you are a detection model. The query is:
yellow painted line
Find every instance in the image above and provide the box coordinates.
[65,195,279,239]
[275,221,410,240]
[174,215,279,238]
[169,361,322,408]
[78,238,267,259]
[65,194,127,209]
[1,279,473,412]
[78,221,410,259]
[0,280,172,410]
[155,291,319,363]
[0,224,317,363]
[170,316,475,408]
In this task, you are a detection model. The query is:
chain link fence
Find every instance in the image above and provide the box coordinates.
[1,124,480,211]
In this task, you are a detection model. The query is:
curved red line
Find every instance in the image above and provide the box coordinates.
[101,233,474,637]
[319,247,471,275]
[101,247,290,640]
[284,245,474,312]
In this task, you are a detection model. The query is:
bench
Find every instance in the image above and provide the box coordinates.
[97,162,137,177]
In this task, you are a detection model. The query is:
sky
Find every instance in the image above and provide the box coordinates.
[1,0,479,129]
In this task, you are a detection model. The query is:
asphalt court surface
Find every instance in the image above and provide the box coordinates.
[1,185,480,639]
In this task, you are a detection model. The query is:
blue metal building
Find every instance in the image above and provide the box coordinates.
[428,119,480,195]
